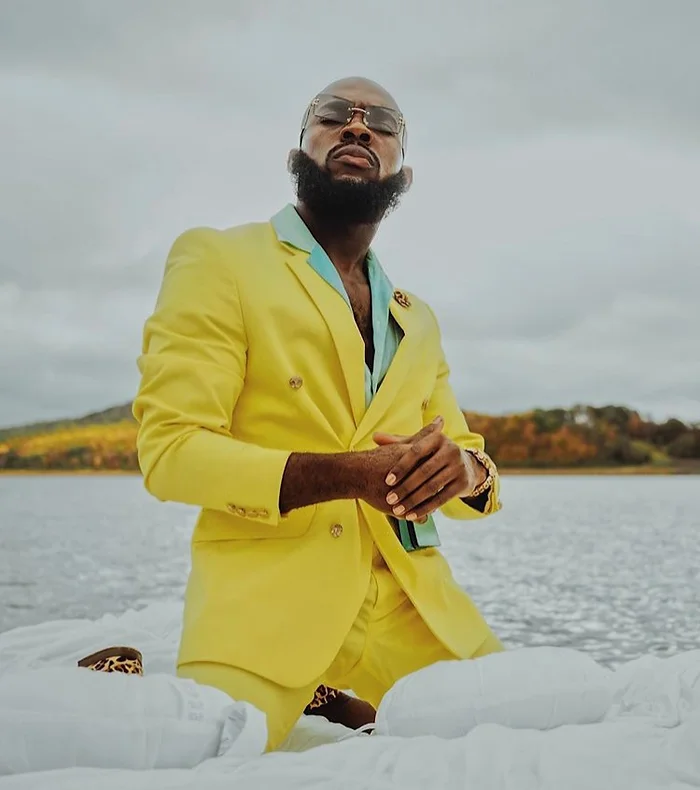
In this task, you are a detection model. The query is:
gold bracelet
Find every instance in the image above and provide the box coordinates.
[463,448,497,499]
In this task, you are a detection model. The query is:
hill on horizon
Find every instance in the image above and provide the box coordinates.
[0,403,135,441]
[1,401,699,473]
[4,400,698,438]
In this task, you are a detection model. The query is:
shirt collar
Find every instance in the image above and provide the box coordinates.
[270,203,394,295]
[271,203,317,253]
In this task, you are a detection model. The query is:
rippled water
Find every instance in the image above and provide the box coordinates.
[0,475,698,667]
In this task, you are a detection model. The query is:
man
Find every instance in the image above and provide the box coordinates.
[133,76,503,751]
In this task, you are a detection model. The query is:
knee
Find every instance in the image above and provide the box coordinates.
[177,661,308,753]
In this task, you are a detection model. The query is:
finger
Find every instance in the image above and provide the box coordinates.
[386,448,450,508]
[392,464,457,517]
[375,416,444,453]
[408,415,443,443]
[385,430,444,487]
[403,417,445,457]
[403,480,464,521]
[372,432,408,446]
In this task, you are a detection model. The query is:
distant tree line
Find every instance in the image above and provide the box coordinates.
[465,405,700,468]
[0,447,139,471]
[0,405,699,472]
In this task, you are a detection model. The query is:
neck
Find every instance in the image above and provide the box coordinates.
[296,202,379,276]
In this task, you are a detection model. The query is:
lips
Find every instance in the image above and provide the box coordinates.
[332,145,376,168]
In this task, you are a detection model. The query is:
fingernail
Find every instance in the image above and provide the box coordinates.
[386,474,396,486]
[432,416,443,425]
[406,512,417,520]
[386,492,398,505]
[393,505,405,516]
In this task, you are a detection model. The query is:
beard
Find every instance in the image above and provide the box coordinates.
[288,149,409,226]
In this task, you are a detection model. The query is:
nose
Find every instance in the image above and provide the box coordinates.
[341,109,372,145]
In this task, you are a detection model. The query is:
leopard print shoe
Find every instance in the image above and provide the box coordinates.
[304,685,376,731]
[304,684,341,713]
[77,646,144,676]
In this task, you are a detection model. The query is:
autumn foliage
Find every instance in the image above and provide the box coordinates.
[0,403,698,472]
[0,421,138,472]
[465,405,700,469]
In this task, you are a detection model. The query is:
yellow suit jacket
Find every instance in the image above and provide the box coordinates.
[133,218,501,688]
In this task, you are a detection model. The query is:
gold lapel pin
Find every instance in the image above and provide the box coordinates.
[393,289,412,308]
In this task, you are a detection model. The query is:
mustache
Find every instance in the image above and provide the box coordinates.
[327,142,379,168]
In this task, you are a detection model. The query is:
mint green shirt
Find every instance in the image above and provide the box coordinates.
[271,204,403,410]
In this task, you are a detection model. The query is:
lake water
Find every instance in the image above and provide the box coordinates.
[0,475,698,667]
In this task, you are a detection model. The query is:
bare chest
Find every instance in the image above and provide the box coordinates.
[342,278,375,370]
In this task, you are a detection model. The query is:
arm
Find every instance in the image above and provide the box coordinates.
[134,228,407,523]
[279,433,436,514]
[134,228,452,524]
[133,228,293,526]
[279,452,358,513]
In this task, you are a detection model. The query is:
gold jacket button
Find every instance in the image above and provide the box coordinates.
[289,376,303,389]
[249,508,269,519]
[226,503,237,514]
[330,523,343,538]
[235,507,246,517]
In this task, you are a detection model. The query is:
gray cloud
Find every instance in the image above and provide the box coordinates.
[1,0,699,426]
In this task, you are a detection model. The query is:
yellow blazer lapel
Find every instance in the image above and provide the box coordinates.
[352,295,423,447]
[284,249,366,425]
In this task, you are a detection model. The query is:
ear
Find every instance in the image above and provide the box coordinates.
[401,164,414,190]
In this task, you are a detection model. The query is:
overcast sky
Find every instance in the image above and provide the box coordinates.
[1,0,698,428]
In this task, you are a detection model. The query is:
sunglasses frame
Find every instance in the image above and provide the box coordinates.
[300,93,407,153]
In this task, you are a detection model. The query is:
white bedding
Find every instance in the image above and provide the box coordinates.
[1,602,699,790]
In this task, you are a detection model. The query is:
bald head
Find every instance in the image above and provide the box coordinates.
[317,76,401,112]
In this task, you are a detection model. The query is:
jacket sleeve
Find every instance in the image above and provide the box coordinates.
[423,310,502,521]
[132,228,292,526]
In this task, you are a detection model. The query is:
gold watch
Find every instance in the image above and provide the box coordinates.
[462,448,497,499]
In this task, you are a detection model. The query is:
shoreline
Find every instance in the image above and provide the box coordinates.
[500,466,699,476]
[1,467,698,477]
[0,469,141,476]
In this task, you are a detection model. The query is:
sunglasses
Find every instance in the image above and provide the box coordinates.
[300,93,407,151]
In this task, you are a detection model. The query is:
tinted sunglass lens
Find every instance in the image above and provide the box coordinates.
[366,107,401,135]
[314,96,352,124]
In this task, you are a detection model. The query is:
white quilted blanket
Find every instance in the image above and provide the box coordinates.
[1,602,699,790]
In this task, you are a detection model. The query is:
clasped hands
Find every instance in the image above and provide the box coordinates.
[358,416,487,521]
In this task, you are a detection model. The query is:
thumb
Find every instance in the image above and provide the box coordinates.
[373,416,444,447]
[410,415,444,442]
[373,432,408,446]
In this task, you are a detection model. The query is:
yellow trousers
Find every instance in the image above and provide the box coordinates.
[179,546,503,751]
